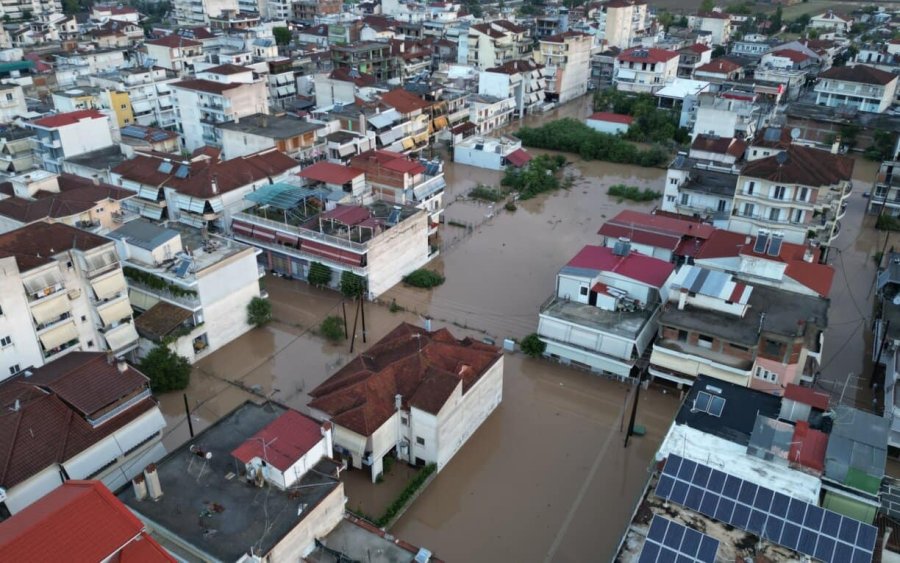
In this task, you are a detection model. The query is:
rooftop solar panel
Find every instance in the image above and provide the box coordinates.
[753,231,769,254]
[655,455,877,563]
[174,165,189,178]
[638,515,720,563]
[157,161,173,174]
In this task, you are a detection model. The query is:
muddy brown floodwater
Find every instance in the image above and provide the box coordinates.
[155,95,888,561]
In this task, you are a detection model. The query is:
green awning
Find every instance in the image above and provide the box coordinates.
[845,467,882,495]
[823,491,877,524]
[245,183,329,210]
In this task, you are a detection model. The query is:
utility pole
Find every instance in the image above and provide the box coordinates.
[624,364,646,448]
[360,292,367,344]
[183,393,194,438]
[341,301,349,339]
[349,296,361,354]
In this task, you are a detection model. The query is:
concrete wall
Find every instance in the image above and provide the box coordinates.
[196,249,261,354]
[366,211,430,298]
[221,129,276,160]
[453,145,504,170]
[538,313,638,362]
[585,119,628,135]
[267,483,345,561]
[55,116,114,160]
[649,343,750,385]
[0,257,43,379]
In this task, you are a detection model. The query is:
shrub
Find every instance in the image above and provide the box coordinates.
[340,271,366,298]
[469,184,505,202]
[877,214,900,232]
[319,315,345,342]
[520,333,546,358]
[375,464,437,527]
[247,296,272,328]
[403,269,445,288]
[139,345,191,392]
[608,184,661,202]
[505,201,517,212]
[502,154,568,200]
[307,262,332,287]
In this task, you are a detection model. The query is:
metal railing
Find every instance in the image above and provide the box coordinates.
[235,212,369,252]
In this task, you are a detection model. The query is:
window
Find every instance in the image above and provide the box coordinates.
[0,336,10,347]
[743,203,755,217]
[773,186,786,200]
[746,181,755,195]
[666,195,676,202]
[697,334,714,349]
[0,305,3,315]
[87,340,94,348]
[401,416,408,426]
[66,260,72,269]
[717,200,727,212]
[763,339,784,358]
[81,315,87,322]
[670,178,678,185]
[755,366,778,383]
[416,436,425,445]
[769,208,781,222]
[798,187,809,202]
[677,330,688,342]
[4,93,12,102]
[580,286,588,296]
[680,193,689,206]
[8,364,19,376]
[120,104,127,109]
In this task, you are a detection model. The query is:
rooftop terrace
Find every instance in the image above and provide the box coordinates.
[541,297,655,341]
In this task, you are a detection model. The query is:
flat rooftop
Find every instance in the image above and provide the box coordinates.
[307,517,429,563]
[65,145,126,170]
[682,167,739,198]
[217,113,322,139]
[660,283,829,346]
[119,401,342,562]
[541,297,654,340]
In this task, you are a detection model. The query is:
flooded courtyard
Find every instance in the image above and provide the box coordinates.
[154,97,892,560]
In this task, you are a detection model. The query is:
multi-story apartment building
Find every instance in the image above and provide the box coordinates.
[809,10,851,34]
[468,94,516,135]
[330,42,400,82]
[0,0,61,21]
[535,31,593,104]
[599,0,648,49]
[109,219,262,362]
[729,145,854,247]
[144,35,204,76]
[267,58,296,108]
[478,59,546,119]
[0,221,140,376]
[219,113,325,162]
[28,110,114,174]
[648,263,828,392]
[867,138,900,216]
[173,0,237,25]
[691,91,762,140]
[0,352,166,515]
[814,65,899,114]
[689,11,732,46]
[171,65,269,150]
[613,47,679,94]
[465,20,532,69]
[537,241,674,379]
[0,83,26,124]
[0,128,35,173]
[377,88,432,154]
[662,152,739,225]
[677,44,712,78]
[293,0,341,22]
[91,67,180,129]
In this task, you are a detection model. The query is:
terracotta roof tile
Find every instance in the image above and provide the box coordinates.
[691,134,746,158]
[0,222,110,272]
[741,145,854,186]
[696,58,743,74]
[170,78,242,95]
[542,31,592,43]
[202,63,252,75]
[819,64,897,86]
[379,88,430,114]
[588,112,633,125]
[146,34,201,48]
[617,47,679,64]
[297,161,364,184]
[309,324,502,436]
[565,245,675,287]
[31,110,106,128]
[0,174,133,223]
[231,410,325,471]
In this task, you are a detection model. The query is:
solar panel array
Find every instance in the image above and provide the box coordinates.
[655,455,877,563]
[639,515,719,563]
[121,125,146,139]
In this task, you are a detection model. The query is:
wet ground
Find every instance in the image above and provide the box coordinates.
[153,97,892,560]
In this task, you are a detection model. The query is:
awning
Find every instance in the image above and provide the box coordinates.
[140,205,164,220]
[39,321,78,350]
[31,294,71,325]
[209,198,223,212]
[433,116,449,130]
[104,322,139,352]
[138,186,160,200]
[616,68,636,80]
[23,270,61,294]
[187,197,206,214]
[128,288,159,312]
[156,83,170,94]
[338,144,355,157]
[179,213,206,228]
[91,270,126,301]
[98,298,132,326]
[402,137,415,150]
[506,148,533,168]
[131,100,152,114]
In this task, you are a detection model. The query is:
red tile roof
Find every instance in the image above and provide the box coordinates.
[784,383,830,410]
[318,204,372,226]
[617,47,679,64]
[695,58,743,74]
[170,78,242,95]
[298,161,364,184]
[542,31,592,43]
[146,34,201,48]
[309,323,502,436]
[771,49,810,63]
[600,210,716,239]
[741,145,854,186]
[506,148,532,168]
[565,245,675,288]
[485,59,544,75]
[351,149,426,175]
[790,421,827,473]
[0,174,134,223]
[0,222,111,272]
[231,410,325,471]
[819,64,897,86]
[202,63,252,75]
[691,134,746,158]
[588,112,634,125]
[31,109,106,128]
[379,88,430,114]
[0,481,173,562]
[113,149,300,198]
[330,67,377,87]
[687,43,711,53]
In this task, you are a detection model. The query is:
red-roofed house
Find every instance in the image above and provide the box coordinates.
[598,210,715,262]
[297,161,367,198]
[0,480,173,561]
[538,243,675,378]
[694,58,744,83]
[309,323,503,481]
[585,112,633,134]
[28,110,113,174]
[614,48,680,94]
[232,410,333,489]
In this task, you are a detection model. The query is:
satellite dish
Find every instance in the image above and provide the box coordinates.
[790,127,801,140]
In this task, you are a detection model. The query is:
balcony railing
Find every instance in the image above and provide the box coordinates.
[42,338,79,360]
[235,212,369,252]
[26,282,65,303]
[35,312,73,333]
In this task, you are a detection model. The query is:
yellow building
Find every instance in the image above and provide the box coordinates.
[104,90,134,127]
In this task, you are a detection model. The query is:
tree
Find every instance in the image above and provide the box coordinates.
[520,333,546,358]
[307,262,332,287]
[273,27,292,46]
[699,0,715,12]
[340,271,366,298]
[139,345,191,392]
[712,45,727,58]
[657,11,674,31]
[319,315,345,342]
[247,296,272,328]
[769,6,783,33]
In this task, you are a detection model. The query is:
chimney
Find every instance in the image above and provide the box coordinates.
[803,244,815,263]
[831,136,841,154]
[132,474,148,501]
[211,174,219,194]
[678,288,688,310]
[91,174,100,185]
[117,359,127,374]
[144,464,163,500]
[106,351,114,364]
[234,115,239,124]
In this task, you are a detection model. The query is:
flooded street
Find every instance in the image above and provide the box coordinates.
[152,95,892,560]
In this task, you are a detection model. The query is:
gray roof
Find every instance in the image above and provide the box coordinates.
[877,252,900,292]
[108,219,180,251]
[824,405,888,488]
[217,113,323,140]
[682,167,739,198]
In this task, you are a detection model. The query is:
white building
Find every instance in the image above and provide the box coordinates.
[689,11,732,46]
[598,0,648,50]
[814,65,899,114]
[91,67,181,130]
[464,20,532,69]
[0,220,139,379]
[0,352,166,515]
[809,11,851,34]
[662,153,739,224]
[143,35,204,76]
[453,135,533,171]
[28,110,114,174]
[309,323,504,482]
[468,94,516,135]
[535,31,593,104]
[109,220,263,363]
[691,92,761,140]
[171,65,269,150]
[614,47,679,94]
[585,112,633,135]
[0,0,62,22]
[478,59,546,119]
[537,242,674,379]
[0,83,26,124]
[174,0,238,25]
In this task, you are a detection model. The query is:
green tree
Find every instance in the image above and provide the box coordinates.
[307,262,332,287]
[699,0,715,12]
[272,27,292,46]
[769,6,783,33]
[520,333,546,358]
[657,11,674,31]
[319,315,345,342]
[247,296,272,328]
[340,271,366,298]
[139,346,191,392]
[712,46,726,58]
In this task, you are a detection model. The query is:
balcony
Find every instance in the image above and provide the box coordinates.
[35,311,73,333]
[25,281,65,303]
